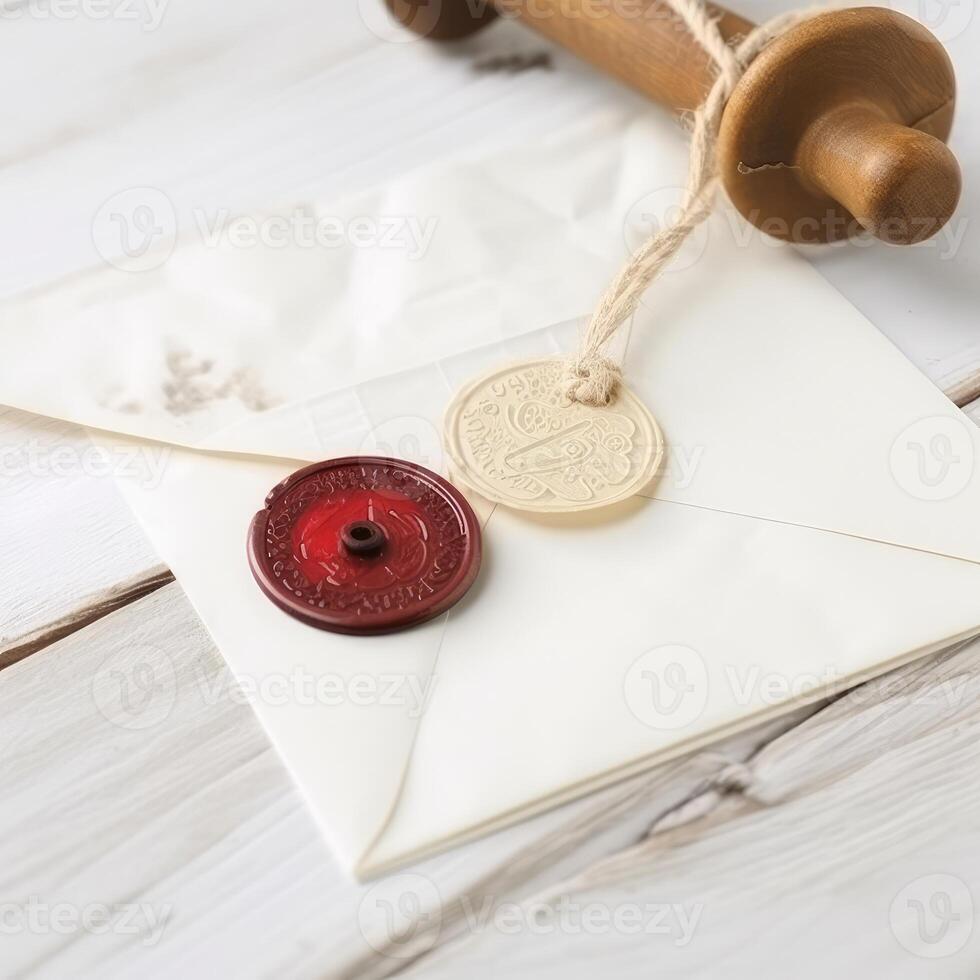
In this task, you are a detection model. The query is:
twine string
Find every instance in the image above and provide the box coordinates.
[563,0,818,407]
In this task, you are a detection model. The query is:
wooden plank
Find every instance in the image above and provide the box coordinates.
[0,581,818,979]
[0,406,166,668]
[398,634,980,980]
[951,370,980,409]
[0,369,976,976]
[0,3,601,297]
[937,346,980,409]
[0,3,976,975]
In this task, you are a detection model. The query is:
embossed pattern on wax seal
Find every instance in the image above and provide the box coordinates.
[444,359,664,512]
[247,457,481,635]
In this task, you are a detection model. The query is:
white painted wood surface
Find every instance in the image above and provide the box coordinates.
[0,406,167,669]
[402,635,980,980]
[2,0,980,976]
[0,580,819,979]
[0,0,977,386]
[0,388,976,979]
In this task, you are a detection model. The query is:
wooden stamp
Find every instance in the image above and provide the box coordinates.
[385,0,960,245]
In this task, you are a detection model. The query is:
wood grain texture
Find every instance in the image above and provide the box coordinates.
[0,341,975,977]
[398,635,980,980]
[387,0,961,244]
[0,567,174,673]
[0,581,818,979]
[482,0,752,111]
[0,407,166,667]
[0,0,973,354]
[1,4,978,976]
[5,575,978,978]
[719,7,959,244]
[946,361,980,410]
[952,375,980,409]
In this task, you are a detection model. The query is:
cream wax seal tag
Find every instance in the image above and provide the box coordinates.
[444,358,664,513]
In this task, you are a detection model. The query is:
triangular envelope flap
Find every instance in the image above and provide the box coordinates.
[363,498,980,872]
[199,221,980,567]
[624,229,980,565]
[101,436,445,872]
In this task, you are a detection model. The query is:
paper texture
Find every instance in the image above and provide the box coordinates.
[3,106,979,878]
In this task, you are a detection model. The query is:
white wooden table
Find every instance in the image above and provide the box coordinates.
[2,2,980,977]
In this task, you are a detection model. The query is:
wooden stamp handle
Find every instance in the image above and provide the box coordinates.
[382,0,749,107]
[383,1,961,245]
[486,1,752,110]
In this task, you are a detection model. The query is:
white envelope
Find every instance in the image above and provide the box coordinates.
[3,110,979,879]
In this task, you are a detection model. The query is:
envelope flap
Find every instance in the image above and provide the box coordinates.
[98,435,444,870]
[622,231,980,565]
[363,499,980,874]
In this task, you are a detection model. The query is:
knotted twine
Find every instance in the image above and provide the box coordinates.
[563,0,818,406]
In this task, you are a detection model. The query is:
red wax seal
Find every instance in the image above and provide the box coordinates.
[247,457,482,635]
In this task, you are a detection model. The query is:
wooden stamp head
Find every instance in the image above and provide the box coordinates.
[381,1,960,245]
[718,8,959,245]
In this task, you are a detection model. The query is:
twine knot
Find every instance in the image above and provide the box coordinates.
[563,0,816,408]
[562,353,622,406]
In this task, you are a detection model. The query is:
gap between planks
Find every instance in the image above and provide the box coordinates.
[0,567,173,673]
[951,369,980,409]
